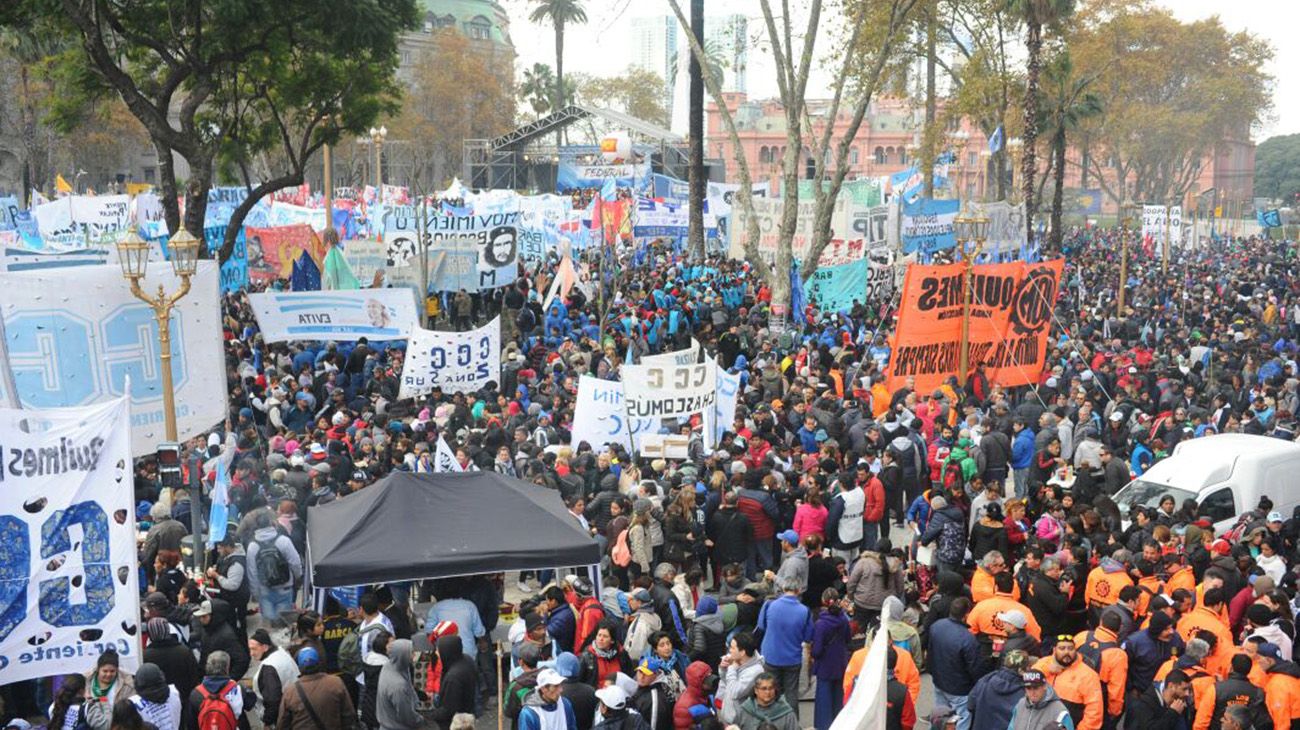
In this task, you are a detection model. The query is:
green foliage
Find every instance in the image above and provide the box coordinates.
[1255,135,1300,205]
[520,63,556,118]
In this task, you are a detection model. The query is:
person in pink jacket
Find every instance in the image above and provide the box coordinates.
[793,485,828,540]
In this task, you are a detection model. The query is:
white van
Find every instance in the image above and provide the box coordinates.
[1111,433,1300,534]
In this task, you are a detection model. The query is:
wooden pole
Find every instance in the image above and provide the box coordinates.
[496,641,505,730]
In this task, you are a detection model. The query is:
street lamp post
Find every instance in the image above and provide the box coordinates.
[115,229,201,442]
[953,203,990,388]
[1006,138,1023,204]
[370,125,388,203]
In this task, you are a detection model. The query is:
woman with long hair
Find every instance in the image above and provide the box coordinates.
[662,490,696,571]
[578,621,633,687]
[48,674,87,730]
[109,699,153,730]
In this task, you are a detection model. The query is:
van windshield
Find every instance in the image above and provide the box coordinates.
[1113,479,1198,513]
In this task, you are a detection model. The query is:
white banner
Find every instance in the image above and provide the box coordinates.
[971,201,1027,258]
[729,195,849,264]
[1169,205,1183,248]
[712,360,741,446]
[341,240,389,285]
[865,240,896,304]
[640,340,700,368]
[400,317,501,398]
[706,182,769,219]
[0,262,225,455]
[434,436,463,472]
[621,362,717,419]
[248,289,418,342]
[570,376,656,452]
[0,397,140,683]
[1142,205,1167,241]
[830,617,889,730]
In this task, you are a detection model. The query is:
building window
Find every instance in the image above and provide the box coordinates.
[874,146,885,164]
[143,167,156,184]
[437,14,455,28]
[968,152,978,168]
[466,16,491,40]
[424,12,435,32]
[759,146,772,164]
[899,149,908,165]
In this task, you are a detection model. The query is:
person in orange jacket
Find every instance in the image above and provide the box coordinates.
[968,572,1042,642]
[1192,653,1270,730]
[971,550,1019,603]
[1176,587,1235,678]
[1164,553,1196,596]
[1194,569,1232,627]
[1154,636,1218,713]
[842,637,920,705]
[1084,550,1134,618]
[1033,635,1104,730]
[1073,612,1128,724]
[1254,640,1300,730]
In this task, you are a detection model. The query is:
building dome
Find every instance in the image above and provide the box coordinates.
[415,0,512,48]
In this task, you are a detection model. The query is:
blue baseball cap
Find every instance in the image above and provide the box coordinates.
[296,647,321,670]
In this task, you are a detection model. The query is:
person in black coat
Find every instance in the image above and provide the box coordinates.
[195,598,250,682]
[1124,668,1191,730]
[143,617,201,700]
[1023,556,1072,641]
[707,495,752,572]
[429,635,477,730]
[554,652,598,730]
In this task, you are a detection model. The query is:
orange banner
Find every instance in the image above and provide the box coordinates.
[887,259,1063,394]
[245,224,325,283]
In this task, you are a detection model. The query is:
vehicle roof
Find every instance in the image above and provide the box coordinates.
[1143,434,1300,492]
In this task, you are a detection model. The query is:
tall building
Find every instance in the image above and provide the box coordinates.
[630,14,749,120]
[399,0,515,81]
[706,14,748,95]
[630,15,679,91]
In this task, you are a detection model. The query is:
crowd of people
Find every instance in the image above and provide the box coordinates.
[2,216,1299,730]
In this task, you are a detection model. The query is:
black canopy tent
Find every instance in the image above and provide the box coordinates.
[307,471,601,587]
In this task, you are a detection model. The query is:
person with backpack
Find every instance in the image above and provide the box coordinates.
[183,651,247,730]
[277,647,356,730]
[348,593,395,696]
[246,512,303,628]
[1074,612,1127,729]
[920,496,968,577]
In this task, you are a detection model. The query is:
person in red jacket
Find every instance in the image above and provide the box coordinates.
[736,476,781,576]
[860,465,887,551]
[672,661,714,730]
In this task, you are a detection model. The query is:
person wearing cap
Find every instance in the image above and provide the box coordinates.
[144,615,201,700]
[969,573,1040,651]
[1252,640,1300,730]
[592,686,648,730]
[278,646,356,730]
[771,529,808,594]
[1124,606,1184,702]
[551,652,597,730]
[967,650,1031,730]
[195,598,250,683]
[206,534,249,640]
[1006,669,1075,730]
[507,640,550,725]
[625,589,663,662]
[1032,635,1103,730]
[248,628,299,729]
[517,669,578,730]
[184,651,247,730]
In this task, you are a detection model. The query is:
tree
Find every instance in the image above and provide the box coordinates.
[520,62,556,119]
[386,31,516,189]
[667,36,727,92]
[0,16,67,202]
[10,0,418,261]
[1040,50,1100,248]
[529,0,587,112]
[1255,135,1300,205]
[1006,0,1075,240]
[1068,2,1273,208]
[576,68,669,127]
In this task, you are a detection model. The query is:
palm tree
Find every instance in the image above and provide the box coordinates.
[529,0,588,113]
[520,62,556,118]
[1041,51,1101,249]
[1006,0,1075,242]
[668,37,727,89]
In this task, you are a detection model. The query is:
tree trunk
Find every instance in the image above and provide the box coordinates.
[1050,126,1066,250]
[923,1,937,197]
[183,156,211,245]
[687,0,705,262]
[155,140,181,238]
[1022,20,1042,243]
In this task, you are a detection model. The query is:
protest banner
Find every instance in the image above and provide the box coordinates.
[633,197,690,241]
[900,197,959,255]
[245,224,324,283]
[556,162,649,192]
[650,174,690,202]
[0,196,20,230]
[621,362,717,419]
[828,616,890,730]
[267,201,328,231]
[400,317,501,398]
[1,247,110,273]
[865,241,896,304]
[0,262,225,455]
[434,436,463,472]
[203,227,248,293]
[706,181,768,220]
[887,258,1063,394]
[1142,205,1167,241]
[517,194,571,261]
[342,239,390,284]
[640,340,701,368]
[383,208,520,291]
[0,396,140,684]
[1169,205,1183,248]
[729,195,849,263]
[248,289,418,342]
[805,239,869,313]
[570,375,656,452]
[711,360,741,446]
[971,201,1027,259]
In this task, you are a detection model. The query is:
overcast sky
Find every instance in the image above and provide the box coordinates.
[503,0,1299,141]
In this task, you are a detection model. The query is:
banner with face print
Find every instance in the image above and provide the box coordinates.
[0,396,140,683]
[399,317,501,398]
[248,289,419,342]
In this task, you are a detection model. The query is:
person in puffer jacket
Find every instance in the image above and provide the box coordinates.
[845,539,905,627]
[686,597,726,671]
[967,651,1031,730]
[920,496,968,575]
[671,662,714,730]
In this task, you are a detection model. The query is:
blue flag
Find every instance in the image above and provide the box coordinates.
[1258,209,1282,228]
[600,176,618,202]
[208,460,230,544]
[989,126,1004,154]
[290,250,321,291]
[789,261,805,324]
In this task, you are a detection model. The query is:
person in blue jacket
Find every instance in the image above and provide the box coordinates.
[543,587,577,653]
[517,669,577,730]
[927,598,993,730]
[1010,418,1036,499]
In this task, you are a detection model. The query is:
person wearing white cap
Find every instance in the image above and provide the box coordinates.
[591,686,647,730]
[517,669,577,730]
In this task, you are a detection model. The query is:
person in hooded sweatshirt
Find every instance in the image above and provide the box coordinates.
[516,670,577,730]
[195,599,250,682]
[277,648,355,730]
[966,650,1030,730]
[733,673,798,730]
[376,639,424,730]
[671,662,714,730]
[143,618,201,702]
[128,664,182,730]
[1006,670,1074,730]
[429,635,477,730]
[552,653,596,730]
